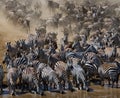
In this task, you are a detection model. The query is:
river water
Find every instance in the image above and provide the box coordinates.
[0,84,120,98]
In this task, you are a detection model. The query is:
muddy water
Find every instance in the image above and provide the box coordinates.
[0,85,120,98]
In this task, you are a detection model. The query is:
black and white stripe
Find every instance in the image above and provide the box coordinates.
[98,62,120,87]
[13,55,28,67]
[55,61,68,88]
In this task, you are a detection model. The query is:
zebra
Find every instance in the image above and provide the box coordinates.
[5,42,18,58]
[98,61,120,88]
[54,61,68,90]
[104,46,117,62]
[21,66,43,95]
[18,39,30,52]
[2,52,11,69]
[37,63,64,93]
[3,52,28,69]
[26,48,37,65]
[81,52,103,81]
[33,47,47,62]
[66,57,89,91]
[34,47,60,69]
[7,67,18,95]
[13,53,28,67]
[0,64,4,94]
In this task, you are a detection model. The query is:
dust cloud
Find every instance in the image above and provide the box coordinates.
[0,0,120,62]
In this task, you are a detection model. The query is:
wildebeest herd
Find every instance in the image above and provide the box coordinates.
[0,0,120,96]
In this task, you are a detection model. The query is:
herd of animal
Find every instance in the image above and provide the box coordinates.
[0,0,120,96]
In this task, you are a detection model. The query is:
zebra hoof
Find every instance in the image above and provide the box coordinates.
[40,92,44,96]
[79,87,82,90]
[0,90,3,95]
[11,92,16,96]
[70,88,75,92]
[86,88,90,92]
[60,91,64,94]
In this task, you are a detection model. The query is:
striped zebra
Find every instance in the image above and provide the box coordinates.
[26,49,37,65]
[54,61,68,89]
[5,42,18,58]
[66,57,89,91]
[21,66,43,94]
[3,52,28,69]
[0,65,4,94]
[98,61,120,88]
[7,67,18,95]
[18,39,31,52]
[3,52,12,69]
[82,53,102,82]
[13,53,28,67]
[37,63,64,93]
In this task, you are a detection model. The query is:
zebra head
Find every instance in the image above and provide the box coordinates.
[3,54,14,69]
[66,57,74,74]
[81,55,87,65]
[15,40,20,48]
[2,52,11,65]
[19,39,26,49]
[6,42,12,52]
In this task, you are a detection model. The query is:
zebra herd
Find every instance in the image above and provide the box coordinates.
[0,0,120,96]
[0,28,119,96]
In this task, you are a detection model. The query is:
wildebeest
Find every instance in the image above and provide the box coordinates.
[47,0,59,9]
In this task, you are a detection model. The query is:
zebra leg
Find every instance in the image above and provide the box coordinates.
[116,81,119,88]
[39,81,44,95]
[101,79,104,86]
[73,76,77,86]
[99,74,104,86]
[111,81,115,88]
[0,82,3,94]
[86,72,90,86]
[48,82,51,91]
[44,81,48,90]
[33,78,44,95]
[116,76,119,88]
[76,77,80,90]
[19,75,22,89]
[8,82,12,95]
[63,80,66,90]
[11,84,16,96]
[108,79,111,86]
[68,80,74,92]
[28,82,32,92]
[59,82,64,94]
[21,80,25,93]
